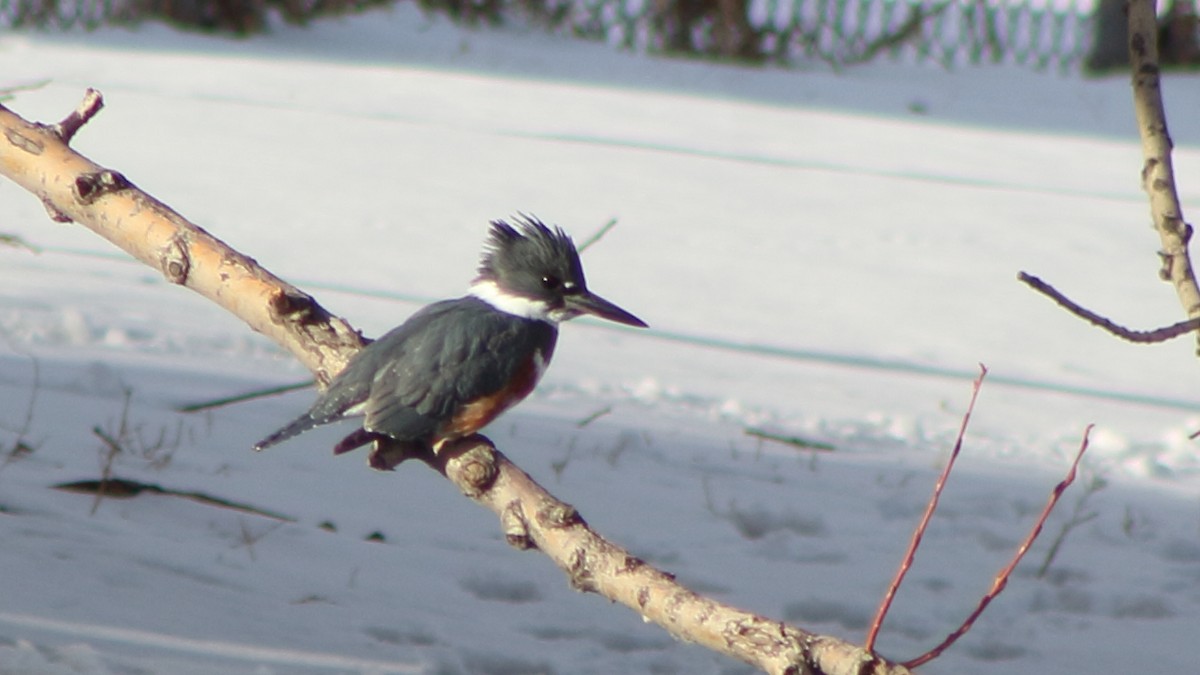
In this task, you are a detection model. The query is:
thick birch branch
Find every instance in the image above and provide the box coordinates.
[435,441,906,675]
[0,91,365,384]
[1127,0,1200,351]
[0,92,914,675]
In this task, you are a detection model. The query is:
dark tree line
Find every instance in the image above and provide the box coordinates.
[1087,0,1199,72]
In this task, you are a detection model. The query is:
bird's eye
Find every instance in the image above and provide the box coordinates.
[541,275,561,290]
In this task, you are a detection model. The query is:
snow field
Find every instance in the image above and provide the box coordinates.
[1,10,1199,673]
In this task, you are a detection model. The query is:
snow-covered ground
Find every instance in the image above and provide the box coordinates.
[1,10,1199,674]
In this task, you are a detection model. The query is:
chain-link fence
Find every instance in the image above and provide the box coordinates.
[0,0,1127,73]
[581,0,1094,70]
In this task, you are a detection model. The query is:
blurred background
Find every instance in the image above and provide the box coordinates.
[1,0,1197,75]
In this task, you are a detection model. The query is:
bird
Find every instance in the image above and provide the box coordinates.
[253,216,647,468]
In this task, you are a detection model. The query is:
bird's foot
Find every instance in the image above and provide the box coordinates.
[368,438,430,471]
[434,434,499,496]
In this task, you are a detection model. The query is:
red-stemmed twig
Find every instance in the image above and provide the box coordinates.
[864,364,988,653]
[902,425,1093,669]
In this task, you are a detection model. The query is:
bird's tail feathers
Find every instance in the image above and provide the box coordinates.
[253,414,320,452]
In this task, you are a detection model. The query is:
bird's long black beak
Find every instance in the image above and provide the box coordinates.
[566,291,648,328]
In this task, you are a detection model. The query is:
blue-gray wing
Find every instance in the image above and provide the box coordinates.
[323,297,556,443]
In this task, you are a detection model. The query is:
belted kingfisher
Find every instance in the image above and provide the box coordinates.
[254,216,647,467]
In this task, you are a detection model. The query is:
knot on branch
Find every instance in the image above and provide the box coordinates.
[537,500,583,529]
[263,293,364,385]
[268,288,323,323]
[41,197,72,223]
[74,170,130,205]
[565,546,597,593]
[443,439,499,497]
[617,554,647,576]
[161,236,191,285]
[636,585,651,611]
[1162,217,1193,242]
[1130,31,1149,58]
[1157,250,1173,280]
[1141,156,1159,183]
[500,500,534,550]
[724,616,786,651]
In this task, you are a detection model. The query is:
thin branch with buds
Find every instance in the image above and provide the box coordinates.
[1026,0,1200,352]
[1018,272,1200,343]
[1018,0,1199,353]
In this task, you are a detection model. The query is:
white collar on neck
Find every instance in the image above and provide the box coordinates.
[469,280,556,323]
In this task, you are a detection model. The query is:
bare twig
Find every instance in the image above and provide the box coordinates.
[1035,466,1105,579]
[903,425,1093,669]
[91,427,123,515]
[0,346,41,469]
[90,386,133,515]
[177,379,314,413]
[576,217,618,253]
[865,364,987,653]
[54,477,295,522]
[1127,0,1200,353]
[0,79,50,102]
[745,427,836,452]
[234,518,285,562]
[1018,271,1200,342]
[0,232,41,253]
[49,88,104,144]
[575,405,612,428]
